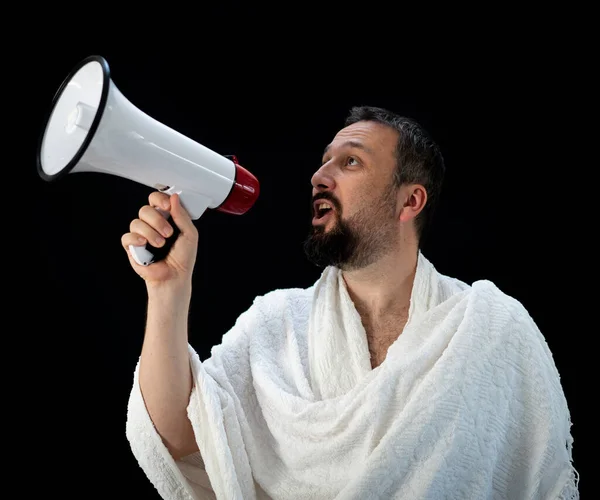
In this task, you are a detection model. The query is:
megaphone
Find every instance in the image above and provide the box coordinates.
[36,55,260,266]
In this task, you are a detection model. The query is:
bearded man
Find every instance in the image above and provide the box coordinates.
[123,106,578,499]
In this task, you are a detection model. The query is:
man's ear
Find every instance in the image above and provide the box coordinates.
[398,184,427,223]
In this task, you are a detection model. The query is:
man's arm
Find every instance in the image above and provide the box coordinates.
[121,191,202,461]
[139,282,199,460]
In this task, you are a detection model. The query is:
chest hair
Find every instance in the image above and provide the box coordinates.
[365,316,408,369]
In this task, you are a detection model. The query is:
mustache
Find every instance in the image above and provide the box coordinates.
[312,193,341,213]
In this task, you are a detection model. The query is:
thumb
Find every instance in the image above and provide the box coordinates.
[169,193,196,235]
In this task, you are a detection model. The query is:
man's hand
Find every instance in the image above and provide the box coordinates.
[121,191,199,288]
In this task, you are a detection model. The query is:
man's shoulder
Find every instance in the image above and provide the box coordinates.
[460,278,550,354]
[429,263,542,338]
[469,278,534,321]
[251,283,315,315]
[235,281,317,328]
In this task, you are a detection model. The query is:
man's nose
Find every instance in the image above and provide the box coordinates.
[311,162,336,193]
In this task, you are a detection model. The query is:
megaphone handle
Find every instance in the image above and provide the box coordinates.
[128,206,181,267]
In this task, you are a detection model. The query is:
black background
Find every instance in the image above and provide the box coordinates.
[20,18,588,498]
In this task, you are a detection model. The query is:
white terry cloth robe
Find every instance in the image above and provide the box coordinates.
[125,251,579,499]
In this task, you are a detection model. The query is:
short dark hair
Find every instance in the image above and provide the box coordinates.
[344,106,445,245]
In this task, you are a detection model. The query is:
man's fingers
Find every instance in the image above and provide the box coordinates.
[128,219,167,248]
[121,232,147,251]
[170,194,197,237]
[149,191,171,211]
[138,205,173,239]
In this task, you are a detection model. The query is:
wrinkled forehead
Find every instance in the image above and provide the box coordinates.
[324,121,398,158]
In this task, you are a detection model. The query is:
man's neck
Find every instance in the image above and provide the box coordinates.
[341,244,418,330]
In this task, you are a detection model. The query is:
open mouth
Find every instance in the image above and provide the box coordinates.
[313,201,335,223]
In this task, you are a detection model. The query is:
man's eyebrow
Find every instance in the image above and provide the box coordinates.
[322,140,374,157]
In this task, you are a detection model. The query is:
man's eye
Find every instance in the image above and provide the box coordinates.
[347,157,359,166]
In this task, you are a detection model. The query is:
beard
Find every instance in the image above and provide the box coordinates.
[302,184,399,271]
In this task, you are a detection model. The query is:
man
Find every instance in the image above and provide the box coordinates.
[123,107,579,499]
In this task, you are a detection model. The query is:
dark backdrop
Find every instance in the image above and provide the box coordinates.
[22,35,585,498]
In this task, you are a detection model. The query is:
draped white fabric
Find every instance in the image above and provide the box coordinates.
[126,252,579,499]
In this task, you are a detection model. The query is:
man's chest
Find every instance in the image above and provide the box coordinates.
[366,318,408,369]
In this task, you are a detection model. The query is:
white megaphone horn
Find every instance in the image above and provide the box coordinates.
[36,55,260,266]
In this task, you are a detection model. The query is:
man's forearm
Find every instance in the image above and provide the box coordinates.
[139,282,199,460]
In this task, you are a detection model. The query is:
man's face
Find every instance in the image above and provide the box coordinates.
[303,120,401,270]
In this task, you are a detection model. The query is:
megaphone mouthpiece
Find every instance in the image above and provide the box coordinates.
[37,55,260,266]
